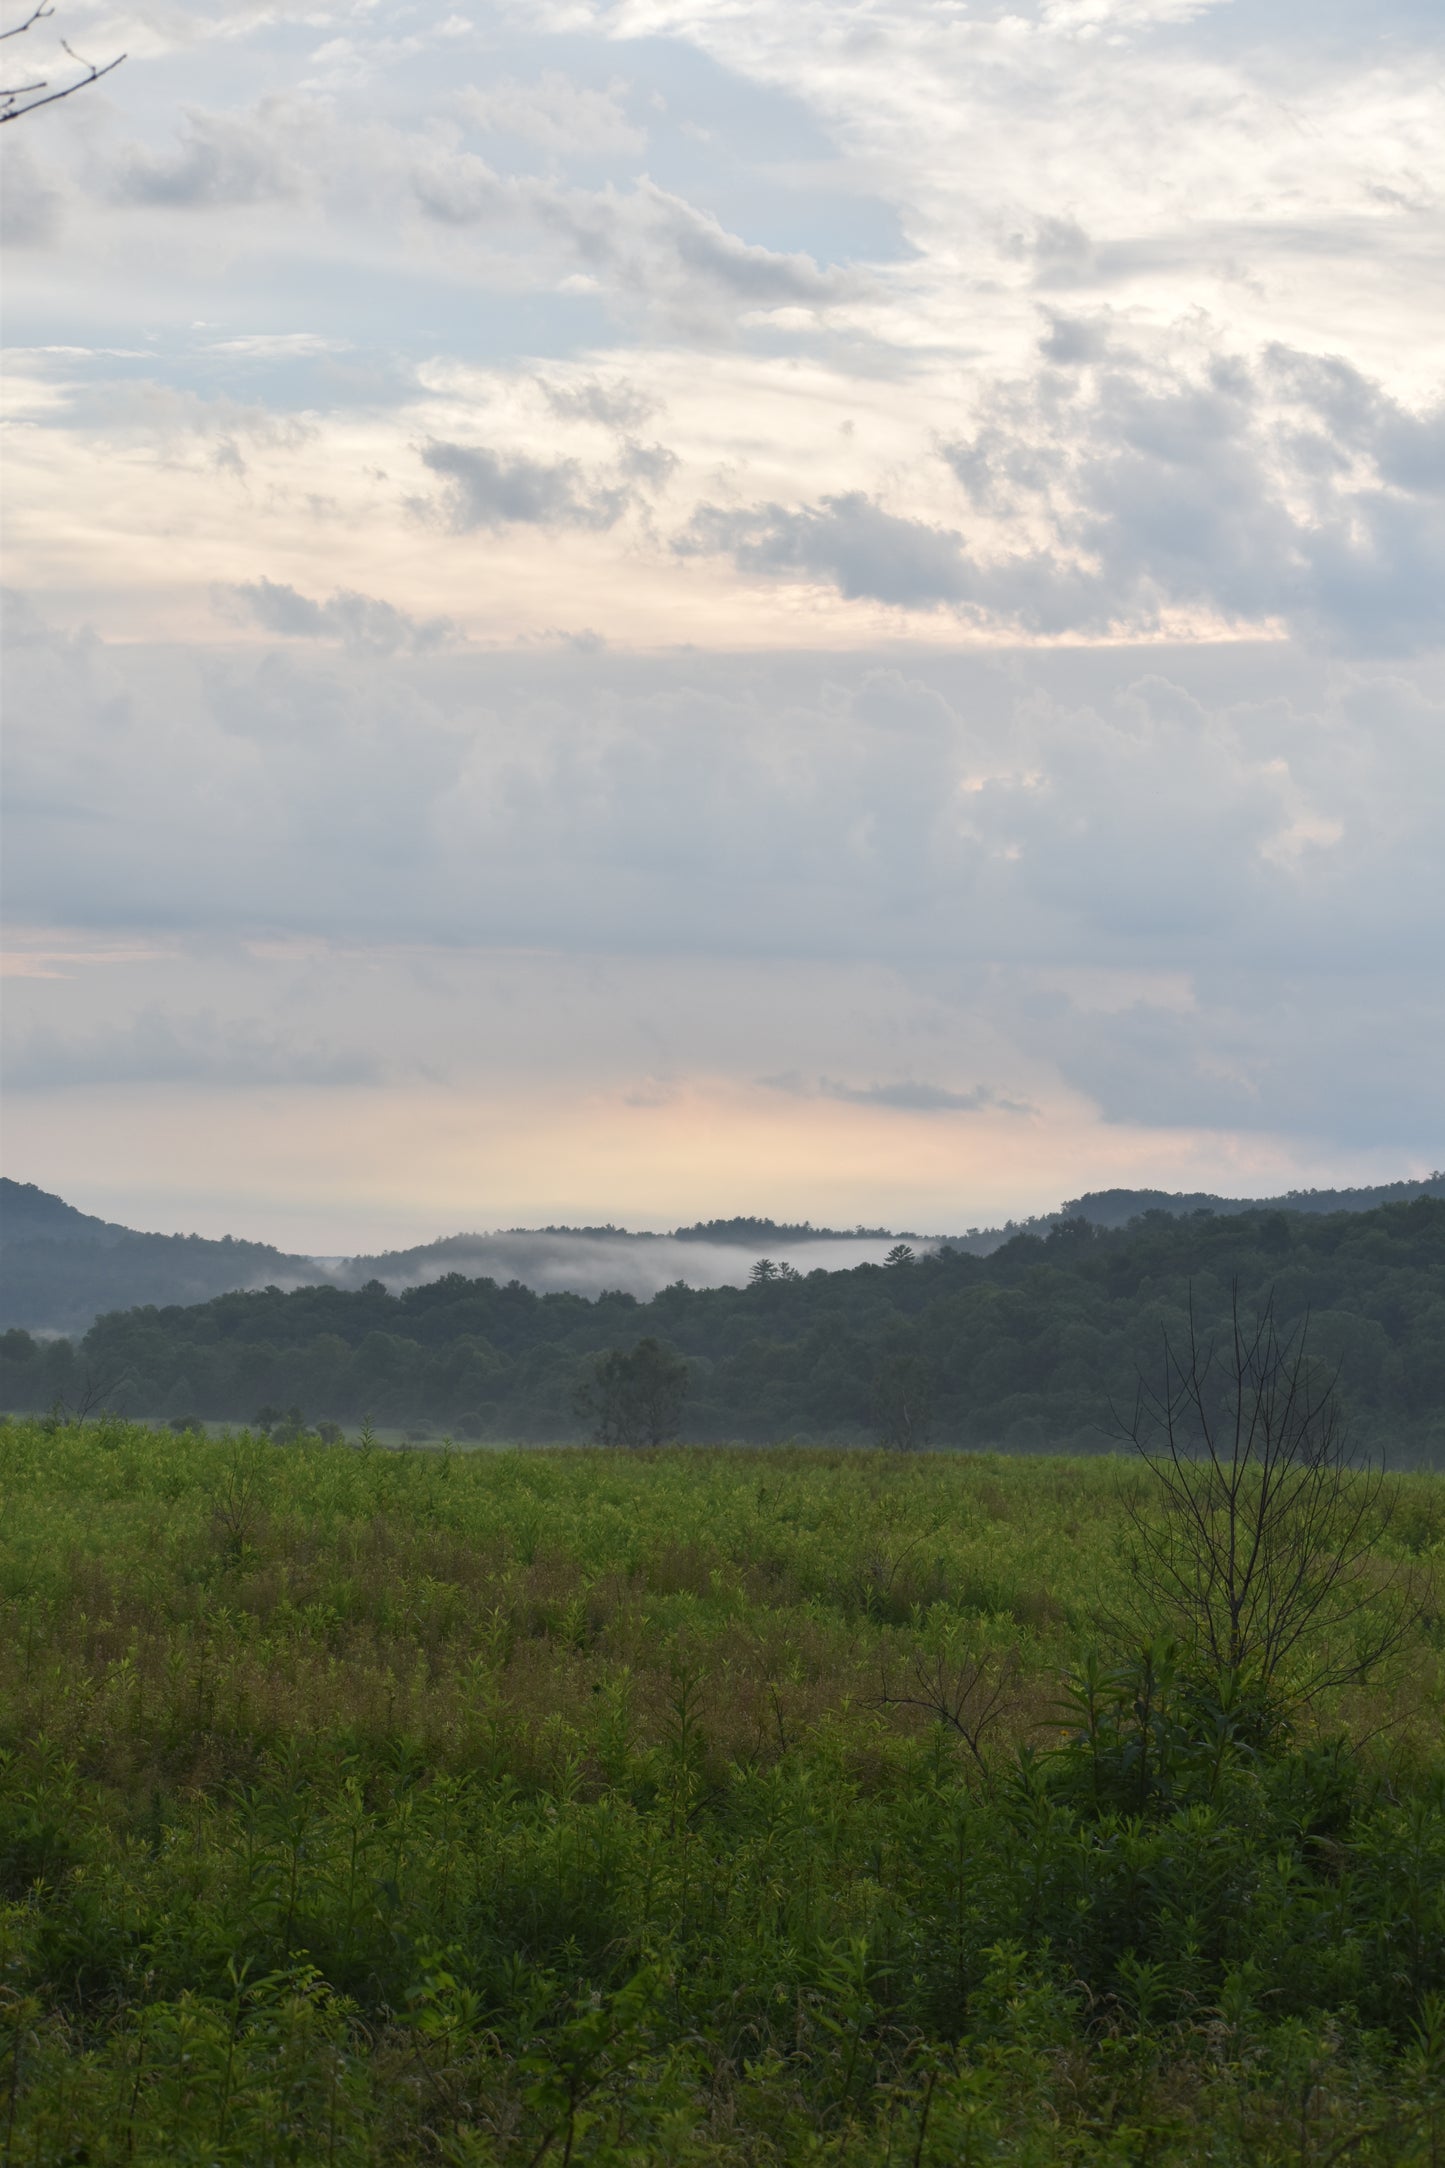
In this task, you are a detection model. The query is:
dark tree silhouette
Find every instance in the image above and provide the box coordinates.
[1,3,124,125]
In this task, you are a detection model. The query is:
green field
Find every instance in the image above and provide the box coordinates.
[2,1418,1442,2163]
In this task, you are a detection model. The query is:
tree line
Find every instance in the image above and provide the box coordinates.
[2,1198,1442,1463]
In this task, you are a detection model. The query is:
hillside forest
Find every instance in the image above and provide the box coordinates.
[3,1199,1443,1466]
[5,1173,1441,1335]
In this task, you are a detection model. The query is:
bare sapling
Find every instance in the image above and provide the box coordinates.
[1120,1286,1422,1720]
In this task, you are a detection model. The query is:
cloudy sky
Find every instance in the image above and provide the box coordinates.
[2,0,1442,1249]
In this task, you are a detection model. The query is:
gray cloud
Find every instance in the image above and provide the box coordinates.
[410,154,853,316]
[215,579,459,654]
[683,334,1445,647]
[1011,971,1445,1148]
[824,1079,1033,1115]
[765,1074,1033,1114]
[324,594,453,655]
[539,376,658,430]
[419,441,634,532]
[4,606,1442,1152]
[617,439,679,491]
[680,493,971,605]
[4,1010,385,1091]
[107,104,305,208]
[590,178,849,307]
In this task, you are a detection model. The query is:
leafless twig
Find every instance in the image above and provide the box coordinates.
[878,1644,1021,1773]
[1,4,124,124]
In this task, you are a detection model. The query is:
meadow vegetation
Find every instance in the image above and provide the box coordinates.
[1,1417,1442,2163]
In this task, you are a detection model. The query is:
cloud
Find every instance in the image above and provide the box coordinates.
[455,74,645,158]
[4,600,1443,1153]
[3,1009,385,1091]
[677,332,1445,646]
[215,579,460,653]
[826,1078,1033,1115]
[765,1074,1034,1115]
[593,178,851,307]
[538,376,658,430]
[106,103,307,207]
[680,493,971,606]
[91,90,850,339]
[409,154,854,318]
[418,440,642,532]
[5,0,1443,1228]
[0,140,65,247]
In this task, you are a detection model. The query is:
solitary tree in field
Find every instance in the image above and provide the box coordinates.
[1122,1289,1418,1714]
[577,1337,689,1448]
[1,4,124,124]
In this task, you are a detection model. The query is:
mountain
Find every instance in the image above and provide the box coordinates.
[0,1180,320,1334]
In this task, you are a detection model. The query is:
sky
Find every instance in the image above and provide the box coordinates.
[1,0,1442,1251]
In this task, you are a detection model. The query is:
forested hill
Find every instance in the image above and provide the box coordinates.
[0,1179,319,1333]
[1058,1173,1445,1228]
[3,1198,1442,1465]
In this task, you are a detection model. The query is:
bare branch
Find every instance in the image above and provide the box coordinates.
[878,1643,1021,1773]
[1,2,124,124]
[0,4,57,42]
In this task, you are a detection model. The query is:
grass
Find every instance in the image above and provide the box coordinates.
[1,1416,1442,2164]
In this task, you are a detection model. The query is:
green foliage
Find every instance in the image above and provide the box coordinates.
[0,1419,1440,2160]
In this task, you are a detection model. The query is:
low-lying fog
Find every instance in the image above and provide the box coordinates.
[313,1232,947,1302]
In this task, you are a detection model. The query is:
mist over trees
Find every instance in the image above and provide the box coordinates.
[4,1198,1442,1466]
[5,1173,1443,1336]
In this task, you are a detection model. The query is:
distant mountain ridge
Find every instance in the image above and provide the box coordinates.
[2,1172,1442,1334]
